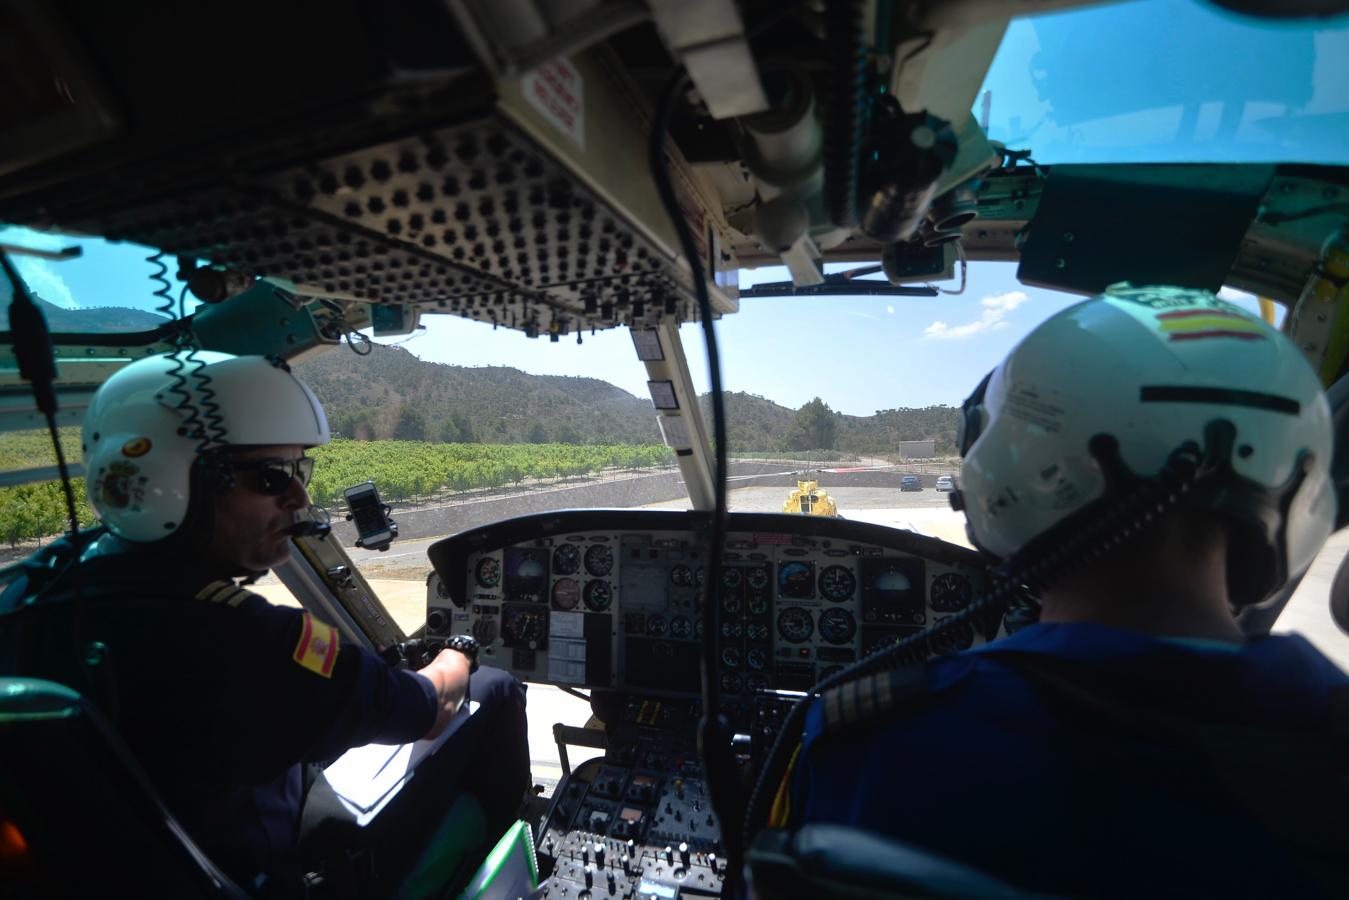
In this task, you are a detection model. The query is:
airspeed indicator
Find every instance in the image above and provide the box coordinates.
[819,565,856,602]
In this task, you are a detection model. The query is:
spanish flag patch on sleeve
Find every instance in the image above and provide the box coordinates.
[292,613,340,678]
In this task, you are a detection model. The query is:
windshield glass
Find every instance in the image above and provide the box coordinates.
[0,225,199,333]
[0,260,1341,676]
[977,0,1349,165]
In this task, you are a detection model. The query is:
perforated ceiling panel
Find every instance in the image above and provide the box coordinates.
[77,118,695,338]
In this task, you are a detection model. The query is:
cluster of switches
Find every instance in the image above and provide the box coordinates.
[537,725,726,898]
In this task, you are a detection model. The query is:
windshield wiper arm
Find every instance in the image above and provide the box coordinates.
[0,242,82,261]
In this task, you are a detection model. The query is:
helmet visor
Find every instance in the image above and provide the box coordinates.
[958,369,994,458]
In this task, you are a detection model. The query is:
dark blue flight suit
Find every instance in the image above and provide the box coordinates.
[790,622,1349,898]
[0,540,529,895]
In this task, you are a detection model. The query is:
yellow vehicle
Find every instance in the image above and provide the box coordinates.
[2,2,1349,898]
[782,479,838,517]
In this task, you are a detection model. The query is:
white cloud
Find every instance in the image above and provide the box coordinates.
[15,259,76,308]
[924,291,1029,339]
[885,305,895,315]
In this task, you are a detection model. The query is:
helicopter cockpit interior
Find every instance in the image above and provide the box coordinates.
[3,0,1349,897]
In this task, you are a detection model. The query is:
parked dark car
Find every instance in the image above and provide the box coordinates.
[900,475,922,492]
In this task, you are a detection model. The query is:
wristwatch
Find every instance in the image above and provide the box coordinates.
[444,634,479,672]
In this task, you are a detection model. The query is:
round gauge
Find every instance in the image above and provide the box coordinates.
[474,556,501,588]
[819,565,856,602]
[552,543,580,575]
[818,608,857,645]
[670,564,693,588]
[670,616,693,639]
[720,568,743,590]
[747,567,769,591]
[584,544,614,577]
[930,618,975,654]
[746,674,770,693]
[721,593,742,615]
[583,579,612,611]
[695,567,706,587]
[502,607,545,647]
[721,646,741,668]
[720,672,743,693]
[721,621,743,640]
[931,572,974,612]
[746,622,770,642]
[552,577,580,610]
[747,594,769,616]
[777,607,814,644]
[746,647,768,670]
[647,614,668,637]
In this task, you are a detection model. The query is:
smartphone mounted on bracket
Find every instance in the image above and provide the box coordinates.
[343,480,398,552]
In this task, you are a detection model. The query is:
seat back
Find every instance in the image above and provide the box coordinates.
[0,677,249,898]
[746,825,1039,900]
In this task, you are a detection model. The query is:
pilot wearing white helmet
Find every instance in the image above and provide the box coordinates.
[777,284,1349,898]
[3,351,530,896]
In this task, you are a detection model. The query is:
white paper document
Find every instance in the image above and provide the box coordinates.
[322,699,480,825]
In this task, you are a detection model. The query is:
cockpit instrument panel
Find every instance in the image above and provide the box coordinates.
[426,511,998,697]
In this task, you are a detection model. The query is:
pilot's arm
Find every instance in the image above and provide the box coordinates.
[195,584,456,783]
[415,648,471,740]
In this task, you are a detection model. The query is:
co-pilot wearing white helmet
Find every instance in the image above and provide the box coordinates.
[80,351,331,571]
[4,352,530,896]
[780,284,1349,899]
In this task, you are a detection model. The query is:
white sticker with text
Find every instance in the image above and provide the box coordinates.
[523,59,585,152]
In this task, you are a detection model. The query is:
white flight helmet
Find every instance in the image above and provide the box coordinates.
[82,351,330,542]
[955,283,1335,609]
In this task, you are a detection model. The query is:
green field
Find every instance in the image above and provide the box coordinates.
[0,432,673,545]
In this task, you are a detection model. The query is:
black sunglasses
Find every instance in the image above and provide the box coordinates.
[228,457,315,495]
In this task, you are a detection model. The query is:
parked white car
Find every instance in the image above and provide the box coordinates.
[935,474,956,492]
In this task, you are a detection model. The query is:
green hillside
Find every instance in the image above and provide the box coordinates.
[298,344,960,454]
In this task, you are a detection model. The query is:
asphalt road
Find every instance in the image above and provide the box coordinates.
[343,485,956,569]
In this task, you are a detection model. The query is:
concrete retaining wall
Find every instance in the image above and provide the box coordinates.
[326,460,960,544]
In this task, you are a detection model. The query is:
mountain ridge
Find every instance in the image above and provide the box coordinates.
[296,343,960,454]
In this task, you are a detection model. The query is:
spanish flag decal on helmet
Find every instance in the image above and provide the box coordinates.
[293,613,339,678]
[1155,307,1266,342]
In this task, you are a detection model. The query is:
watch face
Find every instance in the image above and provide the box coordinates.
[447,635,479,659]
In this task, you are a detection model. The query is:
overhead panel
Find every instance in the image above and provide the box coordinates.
[0,39,736,340]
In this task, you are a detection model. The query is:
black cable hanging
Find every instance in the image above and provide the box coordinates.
[1,253,78,536]
[647,67,743,891]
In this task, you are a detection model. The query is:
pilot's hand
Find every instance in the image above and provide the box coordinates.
[415,648,471,741]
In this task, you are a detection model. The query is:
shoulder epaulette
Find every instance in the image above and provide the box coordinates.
[819,665,928,736]
[195,580,259,608]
